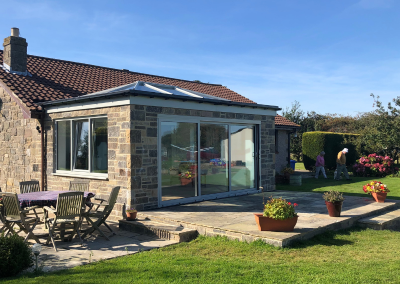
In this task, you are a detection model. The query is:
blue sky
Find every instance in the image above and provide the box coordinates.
[1,0,399,115]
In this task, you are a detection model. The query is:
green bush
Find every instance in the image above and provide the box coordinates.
[302,132,359,170]
[0,233,33,278]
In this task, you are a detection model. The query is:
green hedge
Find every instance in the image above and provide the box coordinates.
[302,132,359,170]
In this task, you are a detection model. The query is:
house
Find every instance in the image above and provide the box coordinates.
[0,28,296,220]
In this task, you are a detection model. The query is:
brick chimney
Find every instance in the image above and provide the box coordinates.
[2,28,28,75]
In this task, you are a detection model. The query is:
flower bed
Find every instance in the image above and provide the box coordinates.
[353,153,398,177]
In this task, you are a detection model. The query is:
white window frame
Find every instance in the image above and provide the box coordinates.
[158,114,261,207]
[54,115,108,180]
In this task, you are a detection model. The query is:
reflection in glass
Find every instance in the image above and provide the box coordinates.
[74,120,89,170]
[161,122,197,201]
[92,118,108,173]
[231,125,255,190]
[200,124,229,195]
[57,121,71,171]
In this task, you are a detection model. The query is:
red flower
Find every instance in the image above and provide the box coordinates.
[287,202,291,205]
[294,203,298,206]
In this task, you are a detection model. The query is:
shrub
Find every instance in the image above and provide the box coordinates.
[353,153,399,177]
[263,197,298,220]
[323,191,344,203]
[302,131,359,170]
[0,233,33,278]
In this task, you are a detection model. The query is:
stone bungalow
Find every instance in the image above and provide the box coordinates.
[0,28,297,220]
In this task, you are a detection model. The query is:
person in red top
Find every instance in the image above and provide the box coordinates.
[315,151,327,179]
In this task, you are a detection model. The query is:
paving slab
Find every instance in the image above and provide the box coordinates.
[135,191,400,247]
[20,221,178,273]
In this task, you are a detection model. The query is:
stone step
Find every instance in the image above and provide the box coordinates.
[119,218,198,243]
[358,208,400,231]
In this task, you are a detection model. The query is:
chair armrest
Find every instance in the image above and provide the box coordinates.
[88,201,109,207]
[43,206,57,214]
[94,197,107,202]
[24,205,39,211]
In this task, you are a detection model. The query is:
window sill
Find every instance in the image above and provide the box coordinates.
[53,172,109,180]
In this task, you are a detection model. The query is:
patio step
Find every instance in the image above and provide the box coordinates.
[119,218,198,243]
[357,208,400,231]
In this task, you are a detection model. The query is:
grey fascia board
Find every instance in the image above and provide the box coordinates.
[37,89,282,111]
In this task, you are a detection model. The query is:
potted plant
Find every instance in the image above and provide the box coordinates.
[254,197,298,231]
[180,171,193,186]
[282,166,294,180]
[363,181,390,203]
[323,191,344,217]
[126,207,137,221]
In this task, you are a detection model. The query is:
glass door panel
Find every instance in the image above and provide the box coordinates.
[161,122,198,201]
[200,123,229,195]
[230,125,255,190]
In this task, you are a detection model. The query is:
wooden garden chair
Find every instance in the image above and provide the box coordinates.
[0,193,41,243]
[19,181,40,194]
[69,180,90,192]
[81,186,120,241]
[43,192,85,252]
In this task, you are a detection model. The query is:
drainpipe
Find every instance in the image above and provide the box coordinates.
[287,131,291,166]
[40,109,45,191]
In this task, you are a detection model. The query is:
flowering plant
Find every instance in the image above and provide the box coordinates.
[323,190,344,203]
[126,207,137,213]
[263,197,298,220]
[180,171,193,179]
[282,167,294,175]
[353,153,399,177]
[362,181,390,194]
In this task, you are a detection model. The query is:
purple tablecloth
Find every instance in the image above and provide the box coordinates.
[18,191,95,209]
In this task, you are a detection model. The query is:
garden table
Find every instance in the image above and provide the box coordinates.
[18,190,95,209]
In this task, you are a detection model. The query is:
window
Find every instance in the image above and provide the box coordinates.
[56,117,108,174]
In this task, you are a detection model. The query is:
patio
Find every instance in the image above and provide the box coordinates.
[126,191,400,247]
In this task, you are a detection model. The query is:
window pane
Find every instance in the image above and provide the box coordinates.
[57,121,71,171]
[231,125,255,190]
[200,124,229,195]
[92,118,108,173]
[161,122,198,201]
[74,120,89,170]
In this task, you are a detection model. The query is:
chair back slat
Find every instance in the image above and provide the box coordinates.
[104,186,120,213]
[56,192,85,219]
[2,193,22,218]
[69,181,90,192]
[20,181,40,194]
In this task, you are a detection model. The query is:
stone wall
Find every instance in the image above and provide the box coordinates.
[0,86,42,192]
[275,130,289,174]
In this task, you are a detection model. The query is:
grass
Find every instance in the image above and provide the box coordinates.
[295,162,306,171]
[278,170,400,199]
[4,228,400,283]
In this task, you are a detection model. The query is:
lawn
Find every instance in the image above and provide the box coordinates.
[278,173,400,200]
[4,228,400,283]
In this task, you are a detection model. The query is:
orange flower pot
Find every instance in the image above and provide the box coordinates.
[126,211,137,221]
[180,178,193,186]
[325,201,343,217]
[254,214,298,232]
[372,192,387,203]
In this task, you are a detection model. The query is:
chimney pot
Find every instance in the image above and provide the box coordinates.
[11,27,19,37]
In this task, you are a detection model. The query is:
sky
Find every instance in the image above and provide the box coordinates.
[0,0,399,115]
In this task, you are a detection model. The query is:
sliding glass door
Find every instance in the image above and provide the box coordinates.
[160,119,258,205]
[160,122,198,201]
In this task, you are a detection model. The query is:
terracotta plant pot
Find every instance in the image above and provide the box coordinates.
[325,201,343,217]
[283,172,291,180]
[254,214,298,232]
[372,192,387,203]
[180,178,193,186]
[126,211,137,221]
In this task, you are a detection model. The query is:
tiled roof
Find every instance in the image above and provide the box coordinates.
[0,50,297,127]
[275,115,300,128]
[0,50,255,112]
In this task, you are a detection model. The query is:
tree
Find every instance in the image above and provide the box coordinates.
[282,101,304,161]
[358,94,400,160]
